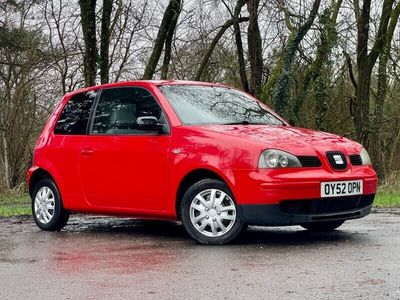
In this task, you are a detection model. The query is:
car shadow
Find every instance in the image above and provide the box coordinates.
[63,216,364,247]
[239,226,358,246]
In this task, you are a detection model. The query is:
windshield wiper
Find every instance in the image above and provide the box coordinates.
[221,121,283,126]
[222,120,251,125]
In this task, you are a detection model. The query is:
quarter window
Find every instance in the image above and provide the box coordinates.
[54,91,97,135]
[91,87,168,134]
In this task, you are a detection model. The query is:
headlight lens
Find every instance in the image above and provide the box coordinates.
[360,148,372,165]
[258,149,302,168]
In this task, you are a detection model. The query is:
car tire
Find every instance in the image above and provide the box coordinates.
[301,220,345,232]
[180,178,245,245]
[31,178,70,231]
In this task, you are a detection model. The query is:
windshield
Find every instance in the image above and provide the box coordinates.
[159,85,284,126]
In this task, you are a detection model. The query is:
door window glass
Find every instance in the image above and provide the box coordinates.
[91,87,168,134]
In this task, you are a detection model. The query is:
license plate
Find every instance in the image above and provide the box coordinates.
[320,180,363,198]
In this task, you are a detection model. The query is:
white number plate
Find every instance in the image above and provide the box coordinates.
[320,180,363,198]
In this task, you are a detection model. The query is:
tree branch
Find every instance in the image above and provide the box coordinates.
[194,17,249,81]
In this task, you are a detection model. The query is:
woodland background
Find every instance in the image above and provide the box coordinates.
[1,0,400,193]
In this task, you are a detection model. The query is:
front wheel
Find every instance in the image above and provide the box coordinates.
[32,178,70,231]
[180,179,246,245]
[301,220,345,232]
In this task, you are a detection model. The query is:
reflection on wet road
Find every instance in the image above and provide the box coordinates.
[1,211,400,299]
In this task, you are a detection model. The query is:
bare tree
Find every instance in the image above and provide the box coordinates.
[79,0,97,86]
[194,17,249,81]
[110,1,149,82]
[100,0,113,84]
[79,0,123,85]
[0,19,51,189]
[247,0,263,97]
[160,1,181,79]
[142,0,181,80]
[42,0,83,94]
[352,0,395,144]
[232,0,249,92]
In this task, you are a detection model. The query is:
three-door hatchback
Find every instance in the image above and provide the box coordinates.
[27,81,377,244]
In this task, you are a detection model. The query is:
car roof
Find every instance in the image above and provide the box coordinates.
[64,80,229,98]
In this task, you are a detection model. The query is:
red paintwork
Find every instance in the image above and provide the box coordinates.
[27,80,377,220]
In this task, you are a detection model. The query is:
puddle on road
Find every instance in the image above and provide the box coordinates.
[47,218,186,276]
[52,240,177,275]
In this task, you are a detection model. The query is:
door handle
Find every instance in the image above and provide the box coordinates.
[81,148,94,156]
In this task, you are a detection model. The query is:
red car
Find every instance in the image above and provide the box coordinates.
[27,81,377,244]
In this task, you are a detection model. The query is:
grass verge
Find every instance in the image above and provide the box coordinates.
[374,191,400,208]
[375,172,400,207]
[0,193,30,217]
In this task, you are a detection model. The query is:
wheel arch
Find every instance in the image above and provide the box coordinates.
[28,168,56,198]
[175,168,234,219]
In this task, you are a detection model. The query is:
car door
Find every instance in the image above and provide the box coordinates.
[79,86,171,212]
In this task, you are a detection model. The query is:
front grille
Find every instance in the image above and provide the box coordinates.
[280,194,375,215]
[326,151,348,170]
[349,155,362,166]
[297,156,322,167]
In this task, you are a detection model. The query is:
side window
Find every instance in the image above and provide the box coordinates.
[54,91,97,135]
[91,87,168,134]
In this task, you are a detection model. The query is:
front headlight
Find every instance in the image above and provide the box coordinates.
[360,148,372,165]
[258,149,302,168]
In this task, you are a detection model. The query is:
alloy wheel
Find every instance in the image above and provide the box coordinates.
[34,186,55,224]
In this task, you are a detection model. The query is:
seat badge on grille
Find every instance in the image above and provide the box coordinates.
[333,155,344,165]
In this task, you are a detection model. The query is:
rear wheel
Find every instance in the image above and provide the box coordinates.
[32,178,70,231]
[301,220,345,232]
[180,179,245,245]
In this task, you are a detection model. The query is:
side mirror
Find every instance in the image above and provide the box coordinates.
[136,116,163,132]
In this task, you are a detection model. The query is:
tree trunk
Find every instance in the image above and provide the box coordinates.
[79,0,97,86]
[1,130,11,190]
[100,0,113,84]
[353,0,373,145]
[272,0,321,119]
[313,0,342,130]
[247,0,263,97]
[353,63,373,145]
[160,2,181,79]
[388,129,400,171]
[233,0,249,92]
[142,0,181,80]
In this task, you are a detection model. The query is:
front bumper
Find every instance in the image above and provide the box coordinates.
[232,166,378,205]
[240,194,374,226]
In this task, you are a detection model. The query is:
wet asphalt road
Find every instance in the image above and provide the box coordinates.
[1,210,400,300]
